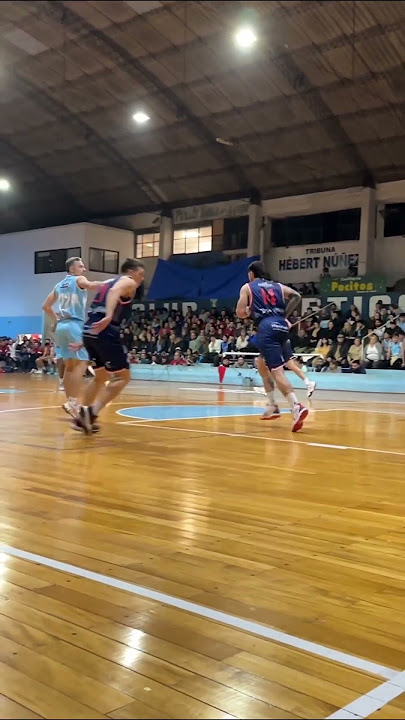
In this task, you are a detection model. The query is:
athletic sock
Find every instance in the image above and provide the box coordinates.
[266,390,275,405]
[287,392,299,410]
[304,377,310,387]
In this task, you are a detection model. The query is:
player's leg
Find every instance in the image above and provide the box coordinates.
[89,368,130,418]
[262,333,308,432]
[77,328,130,433]
[55,321,88,416]
[56,358,65,390]
[256,356,280,420]
[285,356,316,398]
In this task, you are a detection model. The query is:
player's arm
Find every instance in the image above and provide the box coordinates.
[90,277,136,333]
[42,289,58,326]
[76,277,109,291]
[236,284,251,319]
[281,284,302,319]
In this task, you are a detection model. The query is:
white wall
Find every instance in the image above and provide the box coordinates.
[0,224,86,331]
[0,222,135,336]
[375,236,405,286]
[83,223,134,281]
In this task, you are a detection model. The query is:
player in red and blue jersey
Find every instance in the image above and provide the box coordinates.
[236,260,308,432]
[74,258,144,434]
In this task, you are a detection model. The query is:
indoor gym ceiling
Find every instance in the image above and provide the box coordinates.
[0,0,405,233]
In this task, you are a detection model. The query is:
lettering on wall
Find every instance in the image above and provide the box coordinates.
[271,242,360,283]
[173,199,249,225]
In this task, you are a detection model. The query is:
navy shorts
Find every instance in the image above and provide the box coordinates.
[83,325,128,372]
[255,317,292,370]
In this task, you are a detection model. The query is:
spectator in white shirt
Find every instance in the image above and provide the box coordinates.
[364,334,383,368]
[236,329,249,351]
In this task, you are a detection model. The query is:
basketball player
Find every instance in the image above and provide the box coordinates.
[75,258,144,434]
[236,260,308,432]
[42,257,105,417]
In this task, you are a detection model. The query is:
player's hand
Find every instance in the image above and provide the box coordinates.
[90,316,111,334]
[69,341,83,351]
[286,318,292,330]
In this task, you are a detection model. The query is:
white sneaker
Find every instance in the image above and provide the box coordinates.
[261,404,281,421]
[307,380,316,398]
[292,403,309,432]
[62,401,78,418]
[59,381,64,391]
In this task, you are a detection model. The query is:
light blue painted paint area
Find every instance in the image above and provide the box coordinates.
[130,365,405,393]
[117,405,291,421]
[0,389,23,394]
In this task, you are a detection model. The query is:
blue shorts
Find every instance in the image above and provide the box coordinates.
[54,320,88,361]
[255,317,292,370]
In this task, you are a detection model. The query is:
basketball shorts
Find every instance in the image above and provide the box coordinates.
[83,324,128,372]
[54,320,88,361]
[255,317,292,370]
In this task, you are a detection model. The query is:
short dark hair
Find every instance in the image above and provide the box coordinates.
[121,258,144,273]
[248,260,268,279]
[66,256,81,272]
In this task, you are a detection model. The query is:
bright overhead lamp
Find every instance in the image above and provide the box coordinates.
[0,178,11,192]
[235,26,257,49]
[133,111,150,124]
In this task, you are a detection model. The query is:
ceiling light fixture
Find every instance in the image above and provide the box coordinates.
[133,111,150,124]
[235,26,257,49]
[0,178,11,192]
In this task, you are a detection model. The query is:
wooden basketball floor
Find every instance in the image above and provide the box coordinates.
[0,374,405,719]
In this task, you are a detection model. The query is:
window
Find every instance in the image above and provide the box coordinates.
[384,203,405,237]
[89,247,119,274]
[34,247,81,274]
[136,232,159,258]
[173,225,212,254]
[272,209,361,247]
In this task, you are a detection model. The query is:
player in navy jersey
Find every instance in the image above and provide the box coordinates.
[74,258,144,434]
[236,260,308,432]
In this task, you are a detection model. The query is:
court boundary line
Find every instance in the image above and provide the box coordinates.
[327,672,405,719]
[116,421,405,457]
[0,544,396,683]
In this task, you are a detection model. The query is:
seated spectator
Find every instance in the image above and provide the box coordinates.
[35,340,54,374]
[324,320,339,341]
[308,321,321,348]
[347,337,363,364]
[388,333,404,368]
[208,335,222,356]
[349,359,366,374]
[188,331,199,353]
[294,328,311,352]
[236,329,249,351]
[398,313,405,333]
[139,349,150,364]
[373,318,385,340]
[233,355,249,369]
[328,333,349,367]
[312,337,331,371]
[353,320,367,339]
[170,349,187,366]
[364,334,383,368]
[328,359,340,373]
[342,320,355,339]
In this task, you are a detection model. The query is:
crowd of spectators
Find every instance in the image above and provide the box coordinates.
[0,336,56,373]
[0,299,404,374]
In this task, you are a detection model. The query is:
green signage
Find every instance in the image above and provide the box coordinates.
[320,275,386,295]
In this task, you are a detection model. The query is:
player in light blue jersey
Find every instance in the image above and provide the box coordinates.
[42,256,105,417]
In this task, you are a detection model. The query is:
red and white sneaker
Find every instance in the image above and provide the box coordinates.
[292,403,308,432]
[261,404,281,420]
